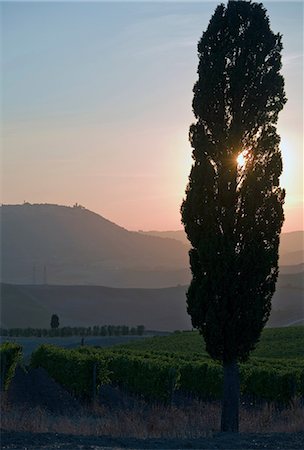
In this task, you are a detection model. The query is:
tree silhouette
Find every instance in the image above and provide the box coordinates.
[181,0,286,432]
[50,314,59,329]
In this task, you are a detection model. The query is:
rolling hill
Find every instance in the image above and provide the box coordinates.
[1,203,189,287]
[140,230,304,268]
[0,283,191,331]
[1,203,302,330]
[1,203,303,287]
[1,276,302,330]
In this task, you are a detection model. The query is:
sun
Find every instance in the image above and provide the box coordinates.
[237,150,248,168]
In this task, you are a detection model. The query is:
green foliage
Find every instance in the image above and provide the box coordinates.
[29,327,303,404]
[299,371,304,398]
[30,335,303,405]
[104,327,304,403]
[50,314,59,329]
[179,361,222,400]
[0,324,144,337]
[103,348,303,404]
[0,342,22,390]
[117,331,208,356]
[117,327,304,360]
[106,354,179,402]
[240,366,299,405]
[30,344,109,399]
[181,0,286,363]
[252,327,304,359]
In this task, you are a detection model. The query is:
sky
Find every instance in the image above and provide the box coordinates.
[1,1,303,231]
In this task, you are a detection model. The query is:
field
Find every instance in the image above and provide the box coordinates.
[0,335,154,361]
[1,326,304,449]
[2,277,303,330]
[116,327,304,359]
[21,326,303,406]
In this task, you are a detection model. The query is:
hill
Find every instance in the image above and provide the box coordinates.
[0,283,190,331]
[1,277,303,330]
[1,204,189,287]
[140,230,304,267]
[1,203,303,287]
[119,327,304,359]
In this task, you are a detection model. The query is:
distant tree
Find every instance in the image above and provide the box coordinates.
[50,314,60,329]
[100,326,107,336]
[137,325,145,336]
[107,325,114,336]
[93,325,100,336]
[181,1,286,432]
[114,326,121,336]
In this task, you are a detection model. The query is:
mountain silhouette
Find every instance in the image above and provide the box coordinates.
[140,230,304,268]
[1,273,302,329]
[1,203,189,286]
[1,203,303,330]
[1,203,303,287]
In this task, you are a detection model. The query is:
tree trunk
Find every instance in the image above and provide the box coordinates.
[221,360,240,432]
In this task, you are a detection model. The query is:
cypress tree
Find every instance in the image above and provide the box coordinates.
[50,314,60,329]
[181,0,286,432]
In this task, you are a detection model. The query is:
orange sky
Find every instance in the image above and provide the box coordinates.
[2,2,303,232]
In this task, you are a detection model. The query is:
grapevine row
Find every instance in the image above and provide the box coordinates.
[30,344,304,404]
[0,342,22,391]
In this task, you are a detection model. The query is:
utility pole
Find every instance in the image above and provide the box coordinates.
[43,265,48,285]
[32,263,36,285]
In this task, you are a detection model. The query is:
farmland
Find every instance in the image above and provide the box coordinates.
[116,327,304,359]
[24,326,304,405]
[0,335,154,361]
[1,326,304,448]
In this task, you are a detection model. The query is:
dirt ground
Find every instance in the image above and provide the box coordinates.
[6,366,81,414]
[2,430,304,449]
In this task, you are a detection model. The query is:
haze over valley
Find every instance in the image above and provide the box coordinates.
[1,203,303,330]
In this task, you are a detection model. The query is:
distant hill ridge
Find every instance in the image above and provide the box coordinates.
[1,203,303,287]
[140,229,304,267]
[1,278,302,330]
[1,203,189,286]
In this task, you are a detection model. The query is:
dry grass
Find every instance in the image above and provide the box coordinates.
[239,400,304,433]
[1,393,303,438]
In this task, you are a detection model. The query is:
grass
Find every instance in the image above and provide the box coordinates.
[115,327,304,360]
[1,393,303,437]
[252,327,304,359]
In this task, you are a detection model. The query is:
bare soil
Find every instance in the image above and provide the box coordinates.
[5,366,80,414]
[1,430,304,449]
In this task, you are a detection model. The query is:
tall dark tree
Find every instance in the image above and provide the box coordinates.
[181,0,286,432]
[50,314,59,329]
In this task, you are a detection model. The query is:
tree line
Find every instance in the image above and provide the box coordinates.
[0,325,145,337]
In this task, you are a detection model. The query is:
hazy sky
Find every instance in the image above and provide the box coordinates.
[1,1,303,231]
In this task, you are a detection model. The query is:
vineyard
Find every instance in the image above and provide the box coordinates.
[29,327,304,404]
[2,327,303,406]
[0,342,22,391]
[116,327,304,359]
